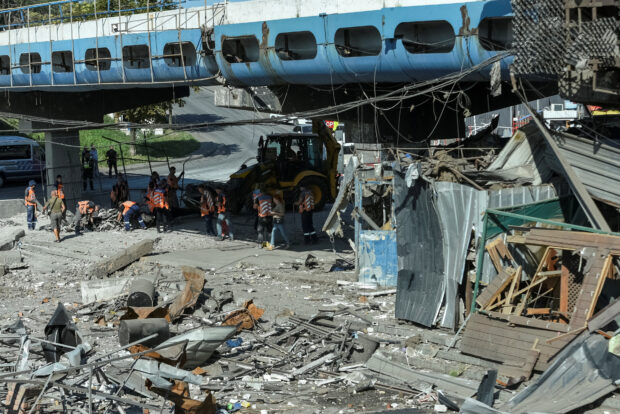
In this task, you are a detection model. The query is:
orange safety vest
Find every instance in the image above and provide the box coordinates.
[78,201,95,215]
[145,190,155,212]
[257,195,272,218]
[25,187,36,206]
[121,201,136,215]
[200,192,215,216]
[152,189,168,210]
[299,190,314,213]
[56,184,65,200]
[217,193,227,214]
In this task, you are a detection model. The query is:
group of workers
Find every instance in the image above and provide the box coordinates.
[197,184,233,241]
[249,185,317,249]
[24,168,318,247]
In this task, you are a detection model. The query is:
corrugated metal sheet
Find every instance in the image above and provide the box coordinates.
[434,182,478,329]
[394,165,445,327]
[358,230,398,287]
[553,132,620,207]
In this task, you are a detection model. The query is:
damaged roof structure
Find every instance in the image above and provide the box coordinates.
[323,84,620,412]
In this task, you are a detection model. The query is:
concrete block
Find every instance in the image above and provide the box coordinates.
[0,228,26,251]
[81,277,130,304]
[0,250,22,267]
[91,239,156,278]
[0,199,25,220]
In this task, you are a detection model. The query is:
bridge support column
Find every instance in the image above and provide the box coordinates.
[44,130,82,213]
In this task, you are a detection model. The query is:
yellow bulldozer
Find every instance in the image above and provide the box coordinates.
[227,120,341,213]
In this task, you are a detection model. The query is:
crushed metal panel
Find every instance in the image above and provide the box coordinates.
[551,132,620,207]
[394,165,444,327]
[435,182,478,329]
[502,334,620,413]
[358,230,397,287]
[486,124,620,207]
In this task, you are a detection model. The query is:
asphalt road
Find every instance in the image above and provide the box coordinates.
[0,86,290,202]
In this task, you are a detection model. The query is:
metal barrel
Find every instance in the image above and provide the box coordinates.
[118,318,169,348]
[127,278,156,307]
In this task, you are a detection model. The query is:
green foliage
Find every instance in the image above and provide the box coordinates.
[80,129,199,165]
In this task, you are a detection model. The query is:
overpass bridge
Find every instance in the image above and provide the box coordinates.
[0,0,515,209]
[0,0,513,92]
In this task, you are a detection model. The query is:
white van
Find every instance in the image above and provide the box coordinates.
[0,136,45,187]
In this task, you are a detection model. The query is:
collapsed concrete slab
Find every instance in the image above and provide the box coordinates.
[0,228,25,251]
[91,239,156,279]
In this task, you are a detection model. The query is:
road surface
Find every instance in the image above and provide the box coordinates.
[0,86,290,203]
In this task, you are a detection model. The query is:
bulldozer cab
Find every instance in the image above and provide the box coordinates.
[259,134,327,182]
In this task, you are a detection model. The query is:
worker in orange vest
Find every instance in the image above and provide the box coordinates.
[254,187,273,244]
[117,200,146,231]
[152,180,170,233]
[198,184,217,236]
[73,200,100,235]
[296,186,317,244]
[144,182,155,214]
[215,187,233,241]
[24,180,41,230]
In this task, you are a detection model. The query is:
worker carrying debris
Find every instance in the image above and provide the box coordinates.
[198,184,217,237]
[296,186,318,244]
[42,189,66,242]
[255,186,273,245]
[73,200,100,235]
[117,200,146,231]
[24,179,41,230]
[215,186,233,241]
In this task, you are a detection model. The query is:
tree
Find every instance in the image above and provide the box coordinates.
[118,98,184,155]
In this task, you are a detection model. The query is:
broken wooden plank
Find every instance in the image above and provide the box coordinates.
[476,268,513,309]
[526,308,551,315]
[503,266,521,314]
[91,239,155,279]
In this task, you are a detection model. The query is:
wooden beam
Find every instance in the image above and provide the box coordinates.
[559,265,569,314]
[586,255,613,320]
[526,308,551,315]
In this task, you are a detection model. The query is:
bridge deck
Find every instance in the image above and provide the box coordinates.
[0,0,513,91]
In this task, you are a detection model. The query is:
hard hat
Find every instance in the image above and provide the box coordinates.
[28,180,36,186]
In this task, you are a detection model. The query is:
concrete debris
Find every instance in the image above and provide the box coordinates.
[91,238,156,279]
[2,114,619,412]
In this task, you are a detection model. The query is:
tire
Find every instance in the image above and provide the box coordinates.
[298,176,329,212]
[0,174,5,188]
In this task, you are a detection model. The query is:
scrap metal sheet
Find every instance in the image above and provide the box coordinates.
[394,164,444,327]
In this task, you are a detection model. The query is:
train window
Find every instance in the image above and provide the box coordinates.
[395,21,455,53]
[122,45,151,69]
[222,36,260,63]
[164,42,197,67]
[0,55,9,75]
[335,26,382,57]
[85,48,112,71]
[19,53,42,74]
[52,51,73,73]
[275,31,317,60]
[478,17,513,51]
